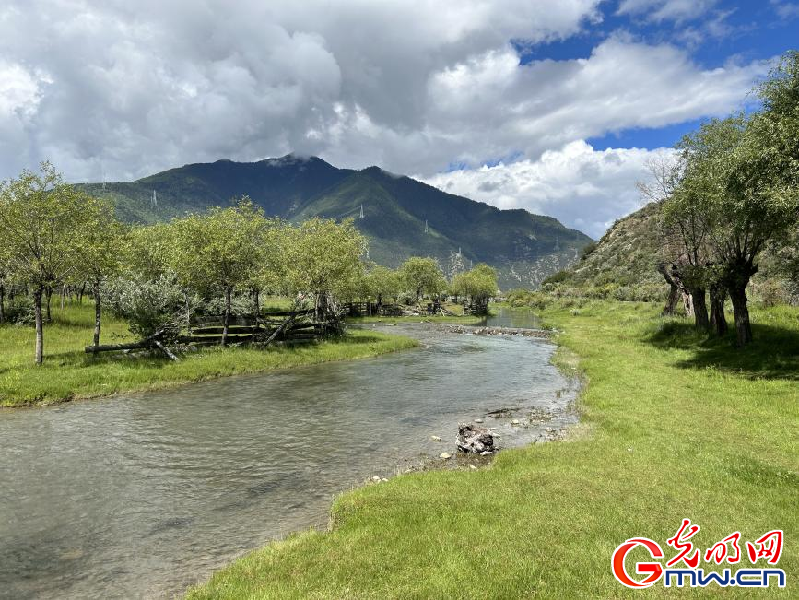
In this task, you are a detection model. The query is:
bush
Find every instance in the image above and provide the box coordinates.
[3,296,35,325]
[580,241,598,261]
[542,270,570,286]
[103,274,187,338]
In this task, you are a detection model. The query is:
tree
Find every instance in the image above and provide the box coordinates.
[451,264,498,314]
[400,257,446,304]
[282,218,366,321]
[246,219,284,323]
[718,51,799,344]
[0,256,8,325]
[363,265,402,306]
[79,200,124,353]
[661,133,720,332]
[0,163,109,364]
[171,199,267,346]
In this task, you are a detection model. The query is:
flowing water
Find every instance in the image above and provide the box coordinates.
[0,311,576,599]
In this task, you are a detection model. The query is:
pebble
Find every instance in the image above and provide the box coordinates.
[474,418,484,423]
[381,477,388,482]
[439,452,452,459]
[511,419,521,425]
[469,465,478,470]
[430,435,442,441]
[371,475,381,482]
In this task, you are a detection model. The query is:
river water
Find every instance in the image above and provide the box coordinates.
[0,310,576,599]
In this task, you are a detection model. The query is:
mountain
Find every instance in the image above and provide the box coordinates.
[547,200,798,304]
[78,155,593,289]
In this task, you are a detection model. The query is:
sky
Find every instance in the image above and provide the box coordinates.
[0,1,796,238]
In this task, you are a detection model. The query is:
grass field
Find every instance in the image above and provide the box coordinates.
[0,303,417,407]
[187,301,799,599]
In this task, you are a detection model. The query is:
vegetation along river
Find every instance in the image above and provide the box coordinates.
[0,311,577,599]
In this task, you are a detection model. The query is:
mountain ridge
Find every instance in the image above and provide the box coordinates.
[77,155,593,289]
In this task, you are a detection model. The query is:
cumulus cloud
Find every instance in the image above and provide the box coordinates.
[0,1,773,236]
[423,141,675,239]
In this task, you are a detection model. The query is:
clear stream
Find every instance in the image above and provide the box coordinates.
[0,309,577,599]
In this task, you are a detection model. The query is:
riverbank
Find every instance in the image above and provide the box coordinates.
[186,300,798,598]
[0,304,417,407]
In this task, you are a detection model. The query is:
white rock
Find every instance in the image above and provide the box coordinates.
[469,465,478,470]
[381,477,388,482]
[474,418,484,423]
[511,419,521,425]
[371,475,381,482]
[430,435,442,441]
[439,452,452,459]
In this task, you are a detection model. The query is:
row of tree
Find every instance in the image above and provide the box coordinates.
[0,167,498,364]
[645,52,799,346]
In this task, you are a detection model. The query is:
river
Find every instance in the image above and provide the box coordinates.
[0,309,576,599]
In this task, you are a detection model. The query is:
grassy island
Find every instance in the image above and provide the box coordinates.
[187,301,798,599]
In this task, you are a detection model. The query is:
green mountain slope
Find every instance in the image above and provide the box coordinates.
[77,155,593,289]
[550,200,798,304]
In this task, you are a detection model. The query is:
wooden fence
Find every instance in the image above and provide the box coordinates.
[85,310,338,360]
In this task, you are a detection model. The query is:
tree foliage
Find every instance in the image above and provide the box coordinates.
[400,257,446,303]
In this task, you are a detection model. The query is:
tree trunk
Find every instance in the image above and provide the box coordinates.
[33,288,44,365]
[60,285,66,311]
[252,288,261,324]
[78,282,86,304]
[663,283,679,316]
[222,287,232,346]
[657,264,679,316]
[728,284,752,347]
[45,286,53,323]
[0,282,5,324]
[93,279,102,354]
[709,284,728,337]
[184,292,193,334]
[689,287,709,330]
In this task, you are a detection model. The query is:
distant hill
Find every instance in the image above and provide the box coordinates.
[78,155,593,290]
[548,200,798,304]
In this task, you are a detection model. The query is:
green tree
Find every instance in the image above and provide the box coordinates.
[452,264,498,314]
[705,54,799,346]
[363,264,402,306]
[400,257,446,304]
[171,199,267,345]
[79,200,125,353]
[282,218,366,320]
[662,120,741,333]
[0,162,109,364]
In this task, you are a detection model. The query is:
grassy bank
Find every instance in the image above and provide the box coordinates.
[0,303,417,407]
[187,301,798,598]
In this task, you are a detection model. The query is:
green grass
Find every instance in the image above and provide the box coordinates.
[0,303,417,407]
[186,301,799,599]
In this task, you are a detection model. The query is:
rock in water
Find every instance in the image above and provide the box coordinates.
[457,423,495,454]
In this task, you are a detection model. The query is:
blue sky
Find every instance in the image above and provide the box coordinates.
[1,0,796,237]
[519,0,798,151]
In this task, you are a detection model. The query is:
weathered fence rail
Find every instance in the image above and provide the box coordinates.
[86,310,338,359]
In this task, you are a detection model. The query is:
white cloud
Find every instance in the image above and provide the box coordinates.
[422,141,675,239]
[616,0,719,22]
[0,1,774,237]
[770,0,799,19]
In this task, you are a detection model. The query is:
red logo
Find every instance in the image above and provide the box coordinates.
[612,520,786,589]
[611,537,664,588]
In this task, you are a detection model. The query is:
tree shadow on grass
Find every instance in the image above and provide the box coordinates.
[643,321,799,381]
